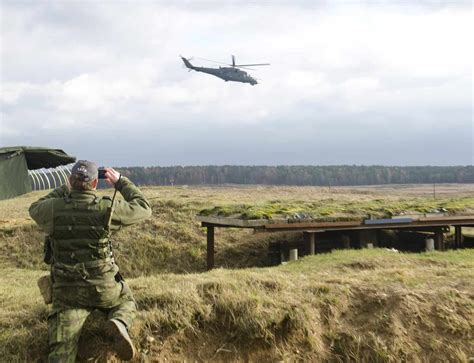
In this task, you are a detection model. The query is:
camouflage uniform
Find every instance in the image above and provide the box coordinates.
[29,176,151,362]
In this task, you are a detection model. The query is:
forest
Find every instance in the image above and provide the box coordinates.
[116,165,474,186]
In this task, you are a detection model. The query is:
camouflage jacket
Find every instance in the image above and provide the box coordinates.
[29,176,152,235]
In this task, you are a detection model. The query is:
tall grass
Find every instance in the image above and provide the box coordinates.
[0,250,472,362]
[1,185,473,361]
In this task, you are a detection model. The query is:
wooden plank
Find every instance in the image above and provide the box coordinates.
[265,223,446,233]
[198,214,474,230]
[264,218,474,232]
[265,220,363,230]
[197,215,269,228]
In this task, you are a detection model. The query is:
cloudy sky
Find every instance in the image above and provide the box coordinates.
[1,1,472,166]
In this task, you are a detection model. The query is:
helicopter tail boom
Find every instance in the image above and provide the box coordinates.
[180,56,195,70]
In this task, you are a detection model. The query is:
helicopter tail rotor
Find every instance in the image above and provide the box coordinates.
[180,55,195,70]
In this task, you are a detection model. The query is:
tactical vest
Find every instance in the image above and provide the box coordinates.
[50,194,119,286]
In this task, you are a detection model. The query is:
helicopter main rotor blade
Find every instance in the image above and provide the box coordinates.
[195,57,231,66]
[237,66,257,71]
[235,63,270,67]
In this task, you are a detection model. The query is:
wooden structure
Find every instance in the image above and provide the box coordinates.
[197,215,474,270]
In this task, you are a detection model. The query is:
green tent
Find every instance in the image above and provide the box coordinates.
[0,146,76,200]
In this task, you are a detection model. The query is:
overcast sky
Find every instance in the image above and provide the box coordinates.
[1,1,472,166]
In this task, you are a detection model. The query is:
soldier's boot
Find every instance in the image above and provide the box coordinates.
[105,318,136,361]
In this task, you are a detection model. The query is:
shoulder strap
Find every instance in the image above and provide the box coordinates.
[104,181,120,232]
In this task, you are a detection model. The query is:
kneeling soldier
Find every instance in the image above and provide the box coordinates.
[29,160,152,362]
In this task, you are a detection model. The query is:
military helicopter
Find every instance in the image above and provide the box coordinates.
[180,55,270,85]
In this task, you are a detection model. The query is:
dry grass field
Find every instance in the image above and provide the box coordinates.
[0,184,473,361]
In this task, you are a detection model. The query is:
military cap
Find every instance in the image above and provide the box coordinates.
[71,160,98,182]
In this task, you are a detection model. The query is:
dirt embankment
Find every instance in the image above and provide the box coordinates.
[1,250,473,362]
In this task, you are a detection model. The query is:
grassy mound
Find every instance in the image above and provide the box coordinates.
[2,185,474,275]
[198,197,474,221]
[1,249,473,362]
[1,185,473,361]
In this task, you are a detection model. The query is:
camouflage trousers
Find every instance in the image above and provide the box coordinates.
[48,279,136,363]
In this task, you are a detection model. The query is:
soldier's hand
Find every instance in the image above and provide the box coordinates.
[105,168,121,186]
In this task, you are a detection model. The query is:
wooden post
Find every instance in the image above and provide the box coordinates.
[455,226,462,249]
[207,226,215,270]
[434,230,444,251]
[303,232,316,255]
[309,233,316,255]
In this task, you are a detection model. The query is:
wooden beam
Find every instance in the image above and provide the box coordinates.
[455,226,463,249]
[207,226,215,270]
[310,233,316,255]
[394,227,450,233]
[265,216,474,231]
[303,232,316,255]
[309,233,316,254]
[198,216,268,228]
[434,230,445,251]
[199,214,474,232]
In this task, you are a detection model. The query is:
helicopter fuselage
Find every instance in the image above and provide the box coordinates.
[181,57,257,85]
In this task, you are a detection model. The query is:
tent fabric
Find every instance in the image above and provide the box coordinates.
[0,151,31,200]
[0,146,76,200]
[0,146,76,170]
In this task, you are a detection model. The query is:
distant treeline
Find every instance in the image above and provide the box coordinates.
[116,166,474,186]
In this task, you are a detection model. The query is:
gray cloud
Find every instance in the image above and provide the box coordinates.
[1,2,472,166]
